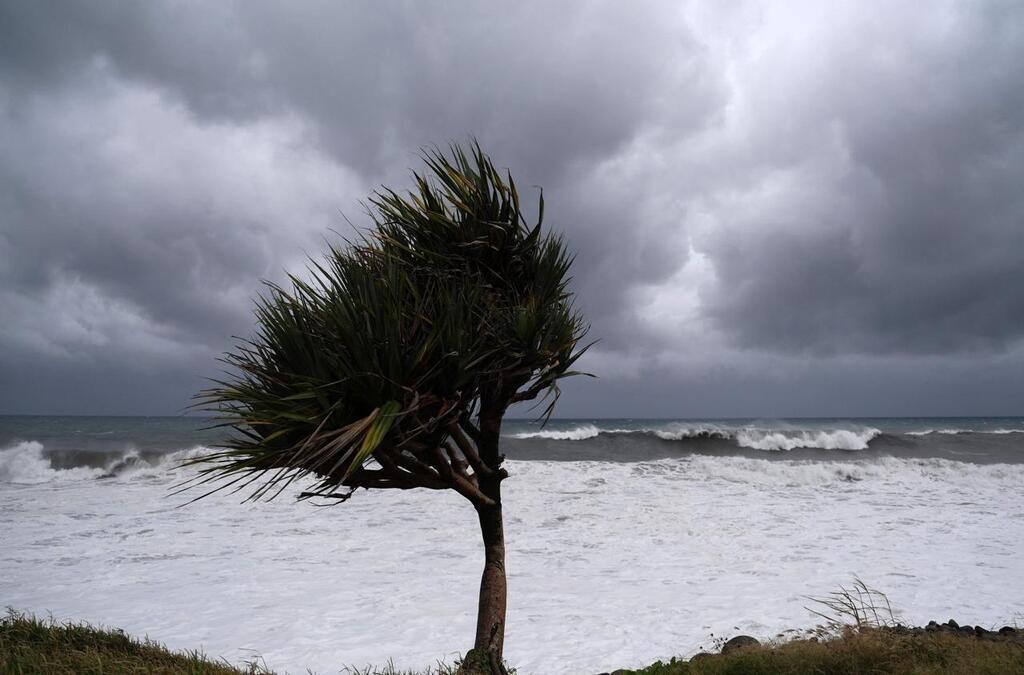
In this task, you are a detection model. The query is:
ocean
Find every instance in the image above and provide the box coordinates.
[2,415,1022,673]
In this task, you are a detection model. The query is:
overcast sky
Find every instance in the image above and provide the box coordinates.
[2,1,1023,418]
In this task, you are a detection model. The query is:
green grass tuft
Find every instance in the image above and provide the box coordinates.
[338,660,460,675]
[0,609,270,675]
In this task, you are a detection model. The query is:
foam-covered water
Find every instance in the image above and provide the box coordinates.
[2,416,1024,673]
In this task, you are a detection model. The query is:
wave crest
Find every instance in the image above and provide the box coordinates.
[511,424,603,441]
[0,442,213,484]
[0,442,103,484]
[507,423,881,451]
[735,428,880,451]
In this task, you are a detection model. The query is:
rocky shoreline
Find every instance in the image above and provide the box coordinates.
[916,618,1021,642]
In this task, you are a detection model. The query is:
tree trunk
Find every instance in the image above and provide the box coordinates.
[473,500,506,660]
[470,406,508,672]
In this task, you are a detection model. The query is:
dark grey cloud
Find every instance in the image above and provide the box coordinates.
[696,2,1024,356]
[1,1,1023,416]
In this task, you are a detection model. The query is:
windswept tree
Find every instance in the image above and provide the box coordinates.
[185,142,590,672]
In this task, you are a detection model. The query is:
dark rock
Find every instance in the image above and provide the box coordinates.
[721,635,760,655]
[609,670,630,675]
[689,652,714,661]
[872,621,1019,643]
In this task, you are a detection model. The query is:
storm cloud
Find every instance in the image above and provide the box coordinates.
[2,1,1023,416]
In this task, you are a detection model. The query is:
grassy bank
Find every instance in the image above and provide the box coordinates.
[621,627,1024,674]
[0,609,465,675]
[0,610,270,675]
[3,609,1022,674]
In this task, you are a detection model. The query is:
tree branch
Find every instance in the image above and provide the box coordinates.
[428,444,495,507]
[443,441,473,483]
[448,421,492,476]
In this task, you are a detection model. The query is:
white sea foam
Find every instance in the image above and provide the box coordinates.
[734,427,880,451]
[2,445,1023,674]
[679,454,1015,486]
[100,448,209,480]
[510,424,603,440]
[906,428,1024,436]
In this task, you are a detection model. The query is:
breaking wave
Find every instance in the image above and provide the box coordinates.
[0,442,103,484]
[508,424,881,451]
[0,441,209,484]
[511,424,605,441]
[734,428,880,451]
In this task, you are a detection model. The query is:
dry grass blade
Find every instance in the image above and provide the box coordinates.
[804,577,900,636]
